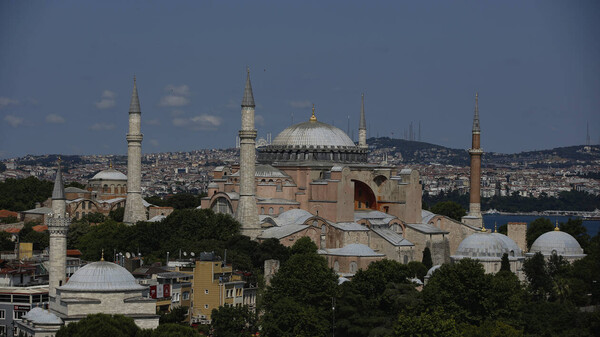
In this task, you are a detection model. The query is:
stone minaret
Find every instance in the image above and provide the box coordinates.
[123,77,146,224]
[48,159,69,298]
[235,68,260,238]
[463,92,484,228]
[358,93,367,149]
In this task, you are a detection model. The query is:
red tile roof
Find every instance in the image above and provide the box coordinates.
[32,225,48,232]
[0,210,18,218]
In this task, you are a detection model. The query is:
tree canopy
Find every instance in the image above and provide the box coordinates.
[430,201,466,221]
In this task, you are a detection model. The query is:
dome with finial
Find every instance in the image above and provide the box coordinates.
[91,163,127,181]
[528,225,585,259]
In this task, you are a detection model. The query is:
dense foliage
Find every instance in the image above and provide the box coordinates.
[424,189,600,212]
[0,177,53,211]
[430,201,466,221]
[211,305,257,337]
[56,313,200,337]
[145,193,206,210]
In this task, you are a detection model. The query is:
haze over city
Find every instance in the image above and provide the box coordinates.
[0,1,598,159]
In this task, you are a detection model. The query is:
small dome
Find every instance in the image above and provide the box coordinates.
[91,168,127,181]
[272,120,356,148]
[425,265,441,279]
[529,230,585,258]
[454,231,505,260]
[275,209,313,226]
[60,261,145,292]
[22,307,63,324]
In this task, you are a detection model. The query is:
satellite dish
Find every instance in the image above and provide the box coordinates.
[183,252,187,257]
[190,252,195,257]
[125,252,131,259]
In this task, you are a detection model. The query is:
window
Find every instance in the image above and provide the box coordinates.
[268,207,274,215]
[204,289,209,295]
[182,292,190,300]
[14,311,26,319]
[349,262,358,273]
[0,326,5,335]
[0,310,4,319]
[204,304,209,309]
[333,261,339,272]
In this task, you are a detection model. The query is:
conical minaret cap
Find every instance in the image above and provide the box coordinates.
[472,92,480,132]
[241,68,255,108]
[359,93,366,130]
[129,76,141,113]
[52,159,65,200]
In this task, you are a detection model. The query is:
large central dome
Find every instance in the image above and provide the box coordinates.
[272,120,356,148]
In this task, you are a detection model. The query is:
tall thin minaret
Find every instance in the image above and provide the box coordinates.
[123,77,146,224]
[236,68,260,238]
[358,93,367,149]
[463,92,484,228]
[48,158,69,298]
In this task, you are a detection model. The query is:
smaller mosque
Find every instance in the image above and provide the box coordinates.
[17,80,159,337]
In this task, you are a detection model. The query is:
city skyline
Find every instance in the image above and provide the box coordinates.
[1,1,598,159]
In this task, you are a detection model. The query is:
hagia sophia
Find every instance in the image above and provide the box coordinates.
[17,71,586,336]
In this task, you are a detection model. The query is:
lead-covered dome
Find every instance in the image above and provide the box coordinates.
[91,168,127,181]
[272,121,356,148]
[258,113,367,165]
[453,231,505,260]
[528,230,586,258]
[59,261,145,292]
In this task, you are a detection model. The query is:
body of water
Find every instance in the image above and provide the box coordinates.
[483,214,600,236]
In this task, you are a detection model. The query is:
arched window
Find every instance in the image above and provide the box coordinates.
[350,262,358,273]
[211,197,233,215]
[334,261,339,272]
[261,207,265,215]
[75,212,79,219]
[403,255,409,264]
[278,207,284,214]
[268,207,274,215]
[103,184,109,193]
[321,225,326,234]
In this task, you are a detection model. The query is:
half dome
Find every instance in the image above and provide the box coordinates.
[60,261,145,292]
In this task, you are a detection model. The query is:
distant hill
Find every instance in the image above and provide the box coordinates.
[367,137,600,167]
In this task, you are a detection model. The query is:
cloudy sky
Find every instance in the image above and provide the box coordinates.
[0,1,598,159]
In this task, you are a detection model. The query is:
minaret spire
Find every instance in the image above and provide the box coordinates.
[473,92,480,133]
[236,68,260,238]
[242,67,255,108]
[358,93,367,149]
[462,92,484,228]
[48,157,70,300]
[123,76,146,224]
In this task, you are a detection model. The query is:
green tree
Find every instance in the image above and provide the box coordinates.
[253,238,290,268]
[56,314,139,337]
[394,309,459,337]
[422,247,433,269]
[526,218,553,249]
[407,261,428,281]
[159,306,188,324]
[67,221,91,249]
[109,207,125,222]
[211,305,257,337]
[422,259,492,325]
[500,253,511,272]
[488,271,526,325]
[65,181,86,189]
[289,236,318,255]
[148,323,200,337]
[0,176,53,211]
[0,231,14,251]
[522,252,552,301]
[19,221,49,250]
[560,218,590,251]
[77,220,130,261]
[430,201,466,221]
[261,239,338,337]
[461,320,523,337]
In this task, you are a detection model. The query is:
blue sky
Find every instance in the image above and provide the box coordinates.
[0,1,598,159]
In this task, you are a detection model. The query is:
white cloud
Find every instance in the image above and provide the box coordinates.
[90,123,115,131]
[45,113,65,124]
[146,119,160,125]
[172,114,222,130]
[0,97,19,109]
[255,114,265,126]
[289,100,312,108]
[165,84,190,97]
[4,115,23,128]
[160,84,190,107]
[149,139,159,146]
[160,95,189,107]
[95,90,116,109]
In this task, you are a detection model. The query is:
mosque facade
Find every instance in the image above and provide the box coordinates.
[201,71,487,272]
